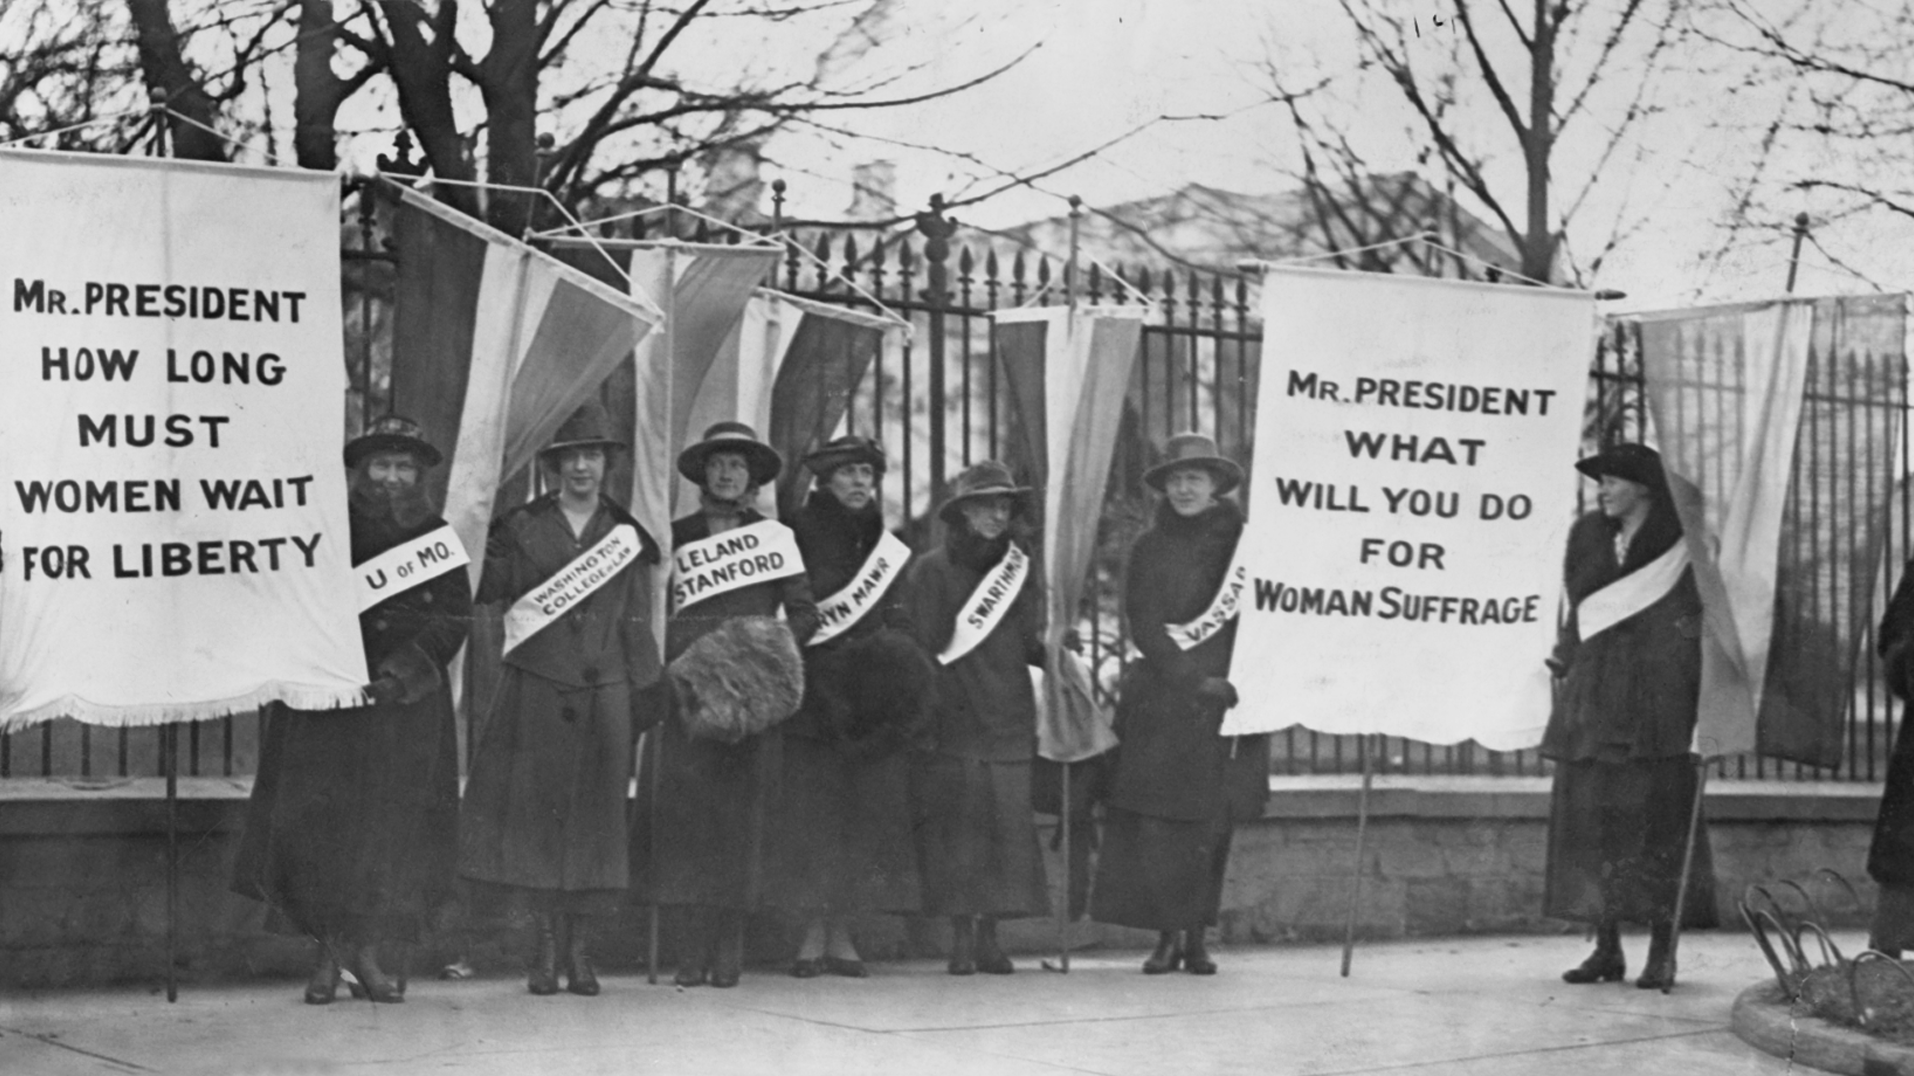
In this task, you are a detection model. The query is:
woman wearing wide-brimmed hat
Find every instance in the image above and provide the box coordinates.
[233,415,472,1004]
[459,399,664,998]
[763,436,931,979]
[1090,432,1268,975]
[633,421,818,988]
[903,459,1051,975]
[1543,442,1716,991]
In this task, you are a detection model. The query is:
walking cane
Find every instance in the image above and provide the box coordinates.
[1340,733,1376,977]
[1043,648,1072,973]
[1663,754,1713,994]
[646,727,662,985]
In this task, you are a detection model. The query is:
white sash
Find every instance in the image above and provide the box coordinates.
[1576,541,1690,642]
[501,523,645,655]
[937,543,1030,666]
[355,524,471,613]
[671,518,806,612]
[809,530,912,647]
[1165,546,1248,651]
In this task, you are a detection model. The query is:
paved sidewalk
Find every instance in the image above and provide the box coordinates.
[0,931,1815,1076]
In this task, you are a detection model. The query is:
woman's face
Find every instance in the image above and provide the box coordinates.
[705,451,752,501]
[1165,466,1219,517]
[1598,474,1649,520]
[365,451,421,495]
[827,462,877,511]
[555,447,607,499]
[960,495,1013,540]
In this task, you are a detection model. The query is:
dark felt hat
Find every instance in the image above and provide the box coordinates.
[344,414,442,469]
[804,435,887,479]
[1144,432,1243,495]
[1574,442,1666,488]
[677,421,782,486]
[543,399,625,455]
[936,459,1031,525]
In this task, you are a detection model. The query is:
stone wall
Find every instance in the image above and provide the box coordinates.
[0,774,1886,988]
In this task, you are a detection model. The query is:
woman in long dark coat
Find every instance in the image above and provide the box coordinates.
[1867,563,1914,954]
[1543,442,1716,991]
[903,460,1050,975]
[233,415,471,1005]
[1091,432,1267,975]
[633,421,818,988]
[764,436,928,978]
[459,401,663,997]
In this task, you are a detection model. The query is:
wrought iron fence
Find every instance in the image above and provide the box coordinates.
[5,193,1906,785]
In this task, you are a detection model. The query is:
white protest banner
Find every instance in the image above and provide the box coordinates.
[0,150,368,729]
[1224,267,1595,750]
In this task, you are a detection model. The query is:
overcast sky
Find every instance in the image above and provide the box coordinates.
[751,0,1914,311]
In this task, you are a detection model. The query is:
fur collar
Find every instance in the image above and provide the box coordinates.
[1150,497,1244,541]
[804,487,883,541]
[945,524,1022,573]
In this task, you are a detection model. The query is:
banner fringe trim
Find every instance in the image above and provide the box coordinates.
[1,684,367,732]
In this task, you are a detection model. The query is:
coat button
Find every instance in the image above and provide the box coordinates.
[581,665,600,684]
[374,620,388,632]
[422,592,434,604]
[561,707,578,724]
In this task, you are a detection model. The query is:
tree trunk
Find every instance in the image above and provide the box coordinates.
[123,0,227,161]
[292,0,341,170]
[377,0,478,217]
[1522,0,1558,284]
[478,0,541,236]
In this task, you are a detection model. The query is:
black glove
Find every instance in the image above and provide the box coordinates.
[1061,629,1083,654]
[1195,677,1239,709]
[364,676,405,706]
[1545,657,1567,680]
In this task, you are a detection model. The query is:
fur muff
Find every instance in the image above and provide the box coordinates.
[669,616,805,744]
[809,628,935,755]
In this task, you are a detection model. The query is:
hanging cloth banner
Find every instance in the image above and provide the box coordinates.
[501,523,647,655]
[355,524,471,613]
[938,543,1031,666]
[1224,266,1595,749]
[808,529,912,647]
[990,304,1147,761]
[0,150,369,730]
[670,518,805,612]
[1632,295,1905,765]
[383,182,664,595]
[1167,550,1250,652]
[1575,542,1689,643]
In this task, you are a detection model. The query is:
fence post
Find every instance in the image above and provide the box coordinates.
[917,194,956,503]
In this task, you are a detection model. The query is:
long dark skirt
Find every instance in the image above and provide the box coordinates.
[762,736,921,916]
[459,669,636,894]
[1873,885,1914,952]
[910,754,1049,919]
[1090,806,1233,932]
[632,714,776,912]
[1543,757,1718,927]
[231,697,459,943]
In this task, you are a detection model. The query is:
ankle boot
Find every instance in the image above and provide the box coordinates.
[1637,921,1677,991]
[1142,931,1182,975]
[709,911,743,989]
[947,916,977,976]
[975,916,1014,975]
[527,914,560,996]
[1563,921,1626,984]
[1183,928,1217,975]
[349,941,404,1003]
[565,915,600,996]
[304,939,341,1004]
